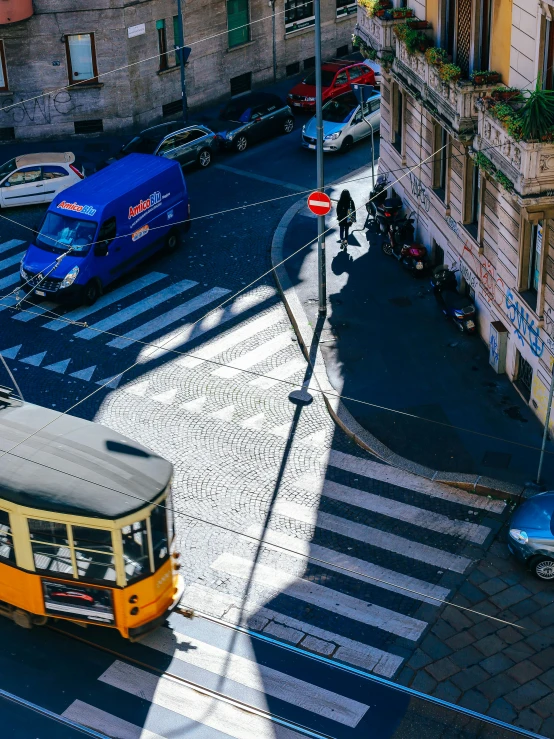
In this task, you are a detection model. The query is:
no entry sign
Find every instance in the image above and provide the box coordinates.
[307,191,332,216]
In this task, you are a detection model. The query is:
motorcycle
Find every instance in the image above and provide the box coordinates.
[365,175,403,232]
[431,266,477,333]
[381,211,429,274]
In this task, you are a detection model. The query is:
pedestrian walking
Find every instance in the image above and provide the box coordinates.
[336,189,356,250]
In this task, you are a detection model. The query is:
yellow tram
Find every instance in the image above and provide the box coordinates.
[0,386,184,640]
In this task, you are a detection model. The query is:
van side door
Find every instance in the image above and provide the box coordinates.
[93,216,120,281]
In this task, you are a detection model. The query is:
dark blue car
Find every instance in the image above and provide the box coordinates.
[508,492,554,580]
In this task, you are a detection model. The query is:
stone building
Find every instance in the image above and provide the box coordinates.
[356,0,554,431]
[0,0,356,140]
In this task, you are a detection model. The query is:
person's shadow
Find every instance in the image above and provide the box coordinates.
[331,249,354,275]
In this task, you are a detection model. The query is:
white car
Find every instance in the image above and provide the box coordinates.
[363,59,382,87]
[0,152,84,208]
[302,91,381,152]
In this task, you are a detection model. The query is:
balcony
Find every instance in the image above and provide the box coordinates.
[391,38,499,139]
[355,6,402,55]
[0,0,33,24]
[475,108,554,199]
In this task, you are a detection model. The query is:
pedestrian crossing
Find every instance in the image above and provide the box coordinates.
[0,235,508,737]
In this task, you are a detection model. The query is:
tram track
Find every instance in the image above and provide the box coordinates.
[46,623,336,739]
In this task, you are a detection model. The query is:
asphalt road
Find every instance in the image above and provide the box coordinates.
[0,118,535,737]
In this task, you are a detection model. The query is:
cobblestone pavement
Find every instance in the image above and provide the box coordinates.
[398,534,554,736]
[0,132,549,736]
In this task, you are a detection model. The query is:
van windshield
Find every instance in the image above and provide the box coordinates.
[36,212,98,255]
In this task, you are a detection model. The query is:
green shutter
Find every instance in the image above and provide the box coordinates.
[156,19,165,30]
[173,15,181,65]
[227,0,249,48]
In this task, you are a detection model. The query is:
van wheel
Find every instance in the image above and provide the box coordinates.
[165,227,181,252]
[198,148,212,168]
[83,279,102,306]
[234,135,248,153]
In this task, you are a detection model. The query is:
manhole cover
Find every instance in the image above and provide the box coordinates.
[389,297,412,307]
[482,451,512,469]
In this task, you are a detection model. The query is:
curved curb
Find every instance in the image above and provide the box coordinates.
[271,180,524,503]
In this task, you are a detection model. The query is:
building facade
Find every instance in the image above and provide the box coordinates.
[0,0,356,140]
[356,0,554,431]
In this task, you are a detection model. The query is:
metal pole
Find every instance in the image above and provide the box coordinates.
[271,0,277,83]
[537,367,554,485]
[176,0,188,123]
[361,106,376,190]
[314,0,326,315]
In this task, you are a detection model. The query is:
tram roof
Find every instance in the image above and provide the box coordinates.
[0,398,173,519]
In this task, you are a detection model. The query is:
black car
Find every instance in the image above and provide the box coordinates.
[210,92,295,153]
[106,121,219,169]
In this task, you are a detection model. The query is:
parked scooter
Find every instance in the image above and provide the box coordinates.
[381,211,428,274]
[431,266,477,333]
[365,175,402,231]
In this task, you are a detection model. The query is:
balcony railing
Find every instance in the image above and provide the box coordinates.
[475,108,554,198]
[355,6,402,55]
[0,0,33,24]
[392,38,499,139]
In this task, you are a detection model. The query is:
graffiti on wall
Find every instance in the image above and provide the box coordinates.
[505,288,544,357]
[460,241,505,308]
[409,173,431,212]
[0,90,80,125]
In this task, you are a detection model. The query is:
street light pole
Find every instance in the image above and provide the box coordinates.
[537,367,554,486]
[271,0,277,82]
[314,0,326,315]
[176,0,188,123]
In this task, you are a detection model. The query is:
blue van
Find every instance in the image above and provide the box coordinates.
[20,153,190,305]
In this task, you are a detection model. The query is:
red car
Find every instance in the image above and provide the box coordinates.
[287,61,376,111]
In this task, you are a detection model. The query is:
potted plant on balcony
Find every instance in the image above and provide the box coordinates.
[380,52,395,71]
[514,85,554,142]
[425,47,448,67]
[470,70,501,86]
[407,18,430,30]
[491,87,522,103]
[438,63,462,83]
[392,6,413,19]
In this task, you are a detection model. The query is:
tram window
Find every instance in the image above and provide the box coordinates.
[28,519,73,577]
[0,510,14,563]
[150,505,169,569]
[72,526,116,583]
[122,520,151,582]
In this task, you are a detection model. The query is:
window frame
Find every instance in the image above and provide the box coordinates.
[285,0,315,33]
[432,124,450,203]
[227,0,251,49]
[463,155,483,243]
[157,19,169,72]
[65,33,99,86]
[0,509,14,565]
[0,41,9,92]
[543,17,554,91]
[336,0,356,18]
[391,84,404,155]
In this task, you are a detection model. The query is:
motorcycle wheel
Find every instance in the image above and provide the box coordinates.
[382,241,393,256]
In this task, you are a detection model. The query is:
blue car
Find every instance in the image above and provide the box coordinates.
[20,154,189,306]
[508,492,554,580]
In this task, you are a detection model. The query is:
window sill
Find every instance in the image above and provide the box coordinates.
[336,10,357,22]
[227,40,255,53]
[285,24,316,38]
[69,82,104,90]
[157,65,181,75]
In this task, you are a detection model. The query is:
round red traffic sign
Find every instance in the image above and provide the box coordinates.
[307,191,332,216]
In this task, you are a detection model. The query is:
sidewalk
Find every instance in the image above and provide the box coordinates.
[274,163,554,494]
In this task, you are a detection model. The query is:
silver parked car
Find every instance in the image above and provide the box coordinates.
[111,122,219,169]
[302,91,381,153]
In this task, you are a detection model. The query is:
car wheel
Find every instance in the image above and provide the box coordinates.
[532,556,554,580]
[83,279,102,307]
[341,136,353,153]
[165,227,181,252]
[198,148,212,168]
[234,135,248,153]
[283,117,294,134]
